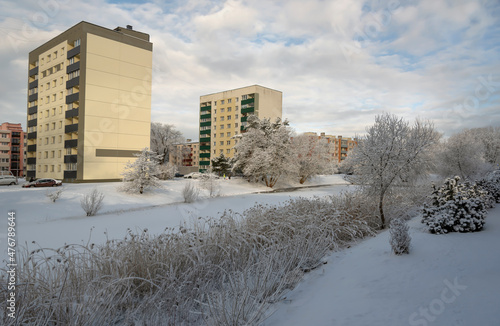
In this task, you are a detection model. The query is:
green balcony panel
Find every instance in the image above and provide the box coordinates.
[200,161,210,166]
[200,114,212,119]
[200,145,211,150]
[200,105,211,111]
[200,137,211,142]
[241,98,254,105]
[241,116,248,122]
[200,153,211,158]
[200,121,212,127]
[200,129,211,135]
[241,107,255,114]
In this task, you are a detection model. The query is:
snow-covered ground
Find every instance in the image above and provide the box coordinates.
[263,205,500,326]
[1,174,498,325]
[0,175,350,250]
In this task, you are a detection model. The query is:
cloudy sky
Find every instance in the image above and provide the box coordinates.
[0,0,499,140]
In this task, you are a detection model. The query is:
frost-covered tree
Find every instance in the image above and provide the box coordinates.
[211,153,231,177]
[233,116,297,188]
[150,122,184,165]
[292,134,332,184]
[436,129,493,180]
[122,148,162,194]
[468,127,500,166]
[344,113,440,229]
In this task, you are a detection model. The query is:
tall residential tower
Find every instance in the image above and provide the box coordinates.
[26,21,153,182]
[198,85,282,171]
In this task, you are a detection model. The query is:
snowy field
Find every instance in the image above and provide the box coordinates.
[0,175,350,250]
[263,205,500,326]
[1,174,499,325]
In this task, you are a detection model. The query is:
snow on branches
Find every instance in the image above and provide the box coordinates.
[121,148,162,194]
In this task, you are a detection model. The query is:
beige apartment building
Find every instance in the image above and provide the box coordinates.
[169,139,200,174]
[199,85,282,171]
[303,132,358,162]
[0,123,25,177]
[26,21,153,182]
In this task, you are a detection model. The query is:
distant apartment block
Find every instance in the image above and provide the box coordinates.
[0,123,25,177]
[26,21,153,182]
[170,139,200,167]
[199,85,282,171]
[303,132,357,162]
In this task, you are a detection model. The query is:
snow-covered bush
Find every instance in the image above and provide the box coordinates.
[182,181,199,203]
[389,218,411,255]
[122,148,162,194]
[158,162,177,180]
[476,171,500,206]
[45,188,63,203]
[200,172,221,197]
[80,188,105,216]
[422,176,487,234]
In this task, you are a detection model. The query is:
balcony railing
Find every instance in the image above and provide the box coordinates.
[200,145,211,150]
[66,76,79,89]
[27,157,36,164]
[200,121,211,127]
[241,98,255,105]
[64,139,78,148]
[241,107,255,114]
[65,108,79,119]
[28,93,38,102]
[27,132,37,139]
[199,161,210,166]
[200,113,211,119]
[67,45,80,59]
[64,170,77,179]
[29,66,39,76]
[200,105,211,111]
[66,93,79,104]
[64,155,77,164]
[27,119,37,127]
[29,79,38,89]
[28,105,37,115]
[200,129,211,135]
[199,153,211,158]
[200,137,211,142]
[65,123,78,133]
[27,144,37,152]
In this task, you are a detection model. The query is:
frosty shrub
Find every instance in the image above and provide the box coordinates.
[182,181,199,203]
[158,162,178,180]
[1,194,376,325]
[201,173,221,197]
[45,188,63,203]
[476,171,500,207]
[389,218,411,255]
[80,188,105,216]
[422,176,487,234]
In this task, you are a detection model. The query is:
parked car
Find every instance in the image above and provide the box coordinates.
[23,178,62,188]
[0,175,18,186]
[174,173,184,178]
[183,172,203,179]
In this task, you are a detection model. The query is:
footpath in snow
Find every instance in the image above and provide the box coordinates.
[263,205,500,326]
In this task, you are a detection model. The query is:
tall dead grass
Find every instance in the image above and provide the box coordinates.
[1,191,379,325]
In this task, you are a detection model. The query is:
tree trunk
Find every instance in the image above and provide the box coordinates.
[379,193,386,229]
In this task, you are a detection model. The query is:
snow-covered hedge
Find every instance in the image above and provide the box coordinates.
[389,218,411,255]
[422,176,488,234]
[476,171,500,206]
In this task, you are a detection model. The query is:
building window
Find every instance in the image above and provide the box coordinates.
[220,149,223,154]
[227,132,231,137]
[226,140,231,145]
[220,116,224,121]
[242,95,247,100]
[221,108,225,113]
[220,133,224,137]
[228,99,232,103]
[236,97,239,102]
[227,124,231,128]
[214,101,217,106]
[213,117,216,122]
[235,123,238,128]
[74,39,81,47]
[226,149,230,154]
[221,100,225,104]
[227,107,232,112]
[220,141,224,146]
[220,125,224,129]
[51,151,55,158]
[235,106,239,111]
[227,115,231,120]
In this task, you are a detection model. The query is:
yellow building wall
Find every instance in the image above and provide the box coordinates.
[83,33,152,180]
[36,41,68,180]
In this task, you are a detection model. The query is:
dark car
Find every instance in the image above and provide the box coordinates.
[174,173,184,178]
[23,178,63,188]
